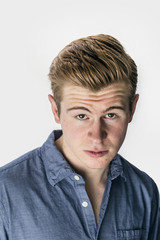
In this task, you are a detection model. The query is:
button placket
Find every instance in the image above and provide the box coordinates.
[73,174,97,238]
[73,176,89,209]
[74,175,80,181]
[82,201,88,207]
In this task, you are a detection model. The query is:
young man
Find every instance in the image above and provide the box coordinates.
[0,34,159,239]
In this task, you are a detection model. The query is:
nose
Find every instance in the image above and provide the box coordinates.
[88,119,107,144]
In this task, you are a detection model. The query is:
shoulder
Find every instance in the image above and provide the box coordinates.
[0,147,41,183]
[119,154,159,201]
[120,154,156,183]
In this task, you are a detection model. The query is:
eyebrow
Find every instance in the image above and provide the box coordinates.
[67,106,126,113]
[67,106,92,113]
[103,106,126,112]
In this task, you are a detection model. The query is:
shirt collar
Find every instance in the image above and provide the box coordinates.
[41,130,126,186]
[41,130,74,186]
[109,154,126,181]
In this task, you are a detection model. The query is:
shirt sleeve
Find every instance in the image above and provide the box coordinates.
[148,185,160,240]
[157,207,160,240]
[0,202,9,240]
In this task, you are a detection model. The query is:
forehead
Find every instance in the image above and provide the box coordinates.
[61,82,129,104]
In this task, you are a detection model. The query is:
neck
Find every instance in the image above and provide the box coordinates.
[77,167,109,186]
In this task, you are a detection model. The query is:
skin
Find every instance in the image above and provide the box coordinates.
[48,82,139,224]
[49,82,138,174]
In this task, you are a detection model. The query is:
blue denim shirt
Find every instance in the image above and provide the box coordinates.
[0,130,159,239]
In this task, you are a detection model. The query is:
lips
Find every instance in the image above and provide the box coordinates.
[84,150,108,158]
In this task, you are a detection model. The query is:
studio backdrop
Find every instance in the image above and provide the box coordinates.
[0,0,159,190]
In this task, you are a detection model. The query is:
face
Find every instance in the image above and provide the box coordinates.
[49,83,139,171]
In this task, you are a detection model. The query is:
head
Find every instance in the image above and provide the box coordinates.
[48,34,139,171]
[48,34,138,115]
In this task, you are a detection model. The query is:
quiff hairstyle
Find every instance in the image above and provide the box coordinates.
[48,34,138,113]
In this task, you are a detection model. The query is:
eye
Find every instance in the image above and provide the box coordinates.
[76,114,88,120]
[105,113,116,119]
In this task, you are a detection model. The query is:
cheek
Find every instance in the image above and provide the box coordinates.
[108,122,128,143]
[61,119,85,142]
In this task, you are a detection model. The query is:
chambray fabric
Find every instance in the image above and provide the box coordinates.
[0,130,159,240]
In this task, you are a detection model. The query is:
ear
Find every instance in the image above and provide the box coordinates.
[48,94,60,124]
[129,94,139,123]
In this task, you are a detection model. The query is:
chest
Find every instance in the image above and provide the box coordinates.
[4,175,150,240]
[86,185,105,225]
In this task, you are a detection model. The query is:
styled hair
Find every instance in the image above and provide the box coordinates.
[48,34,138,113]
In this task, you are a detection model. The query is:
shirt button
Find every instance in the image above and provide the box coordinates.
[82,201,88,207]
[74,175,80,181]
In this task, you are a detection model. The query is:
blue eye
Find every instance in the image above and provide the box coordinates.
[76,114,87,120]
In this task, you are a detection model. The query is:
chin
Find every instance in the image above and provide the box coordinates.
[84,158,111,169]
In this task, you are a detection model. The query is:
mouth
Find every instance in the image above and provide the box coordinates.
[84,150,109,158]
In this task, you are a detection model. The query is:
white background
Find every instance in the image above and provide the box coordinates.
[0,0,159,190]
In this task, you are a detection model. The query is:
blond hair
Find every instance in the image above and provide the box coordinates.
[49,34,137,112]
